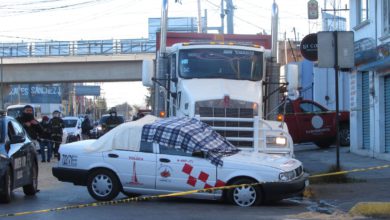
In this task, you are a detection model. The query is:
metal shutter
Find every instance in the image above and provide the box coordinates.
[385,75,390,152]
[362,73,370,149]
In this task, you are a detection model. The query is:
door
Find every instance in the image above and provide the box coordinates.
[7,121,28,188]
[156,145,217,192]
[295,101,335,142]
[362,73,370,149]
[384,75,390,152]
[103,141,156,190]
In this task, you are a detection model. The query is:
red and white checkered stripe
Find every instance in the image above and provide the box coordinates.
[182,163,225,189]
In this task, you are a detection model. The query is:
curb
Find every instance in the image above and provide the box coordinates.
[349,202,390,218]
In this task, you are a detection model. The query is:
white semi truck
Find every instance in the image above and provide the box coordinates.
[142,1,293,156]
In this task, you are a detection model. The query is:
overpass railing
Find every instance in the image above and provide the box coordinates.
[0,39,156,57]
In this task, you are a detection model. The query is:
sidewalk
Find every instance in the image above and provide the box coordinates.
[294,144,390,217]
[295,144,390,181]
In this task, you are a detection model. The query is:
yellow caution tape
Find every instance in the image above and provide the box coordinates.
[309,164,390,178]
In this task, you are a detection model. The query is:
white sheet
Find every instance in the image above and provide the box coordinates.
[85,115,159,152]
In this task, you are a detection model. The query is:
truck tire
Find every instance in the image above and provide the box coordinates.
[0,167,12,203]
[87,169,120,201]
[339,124,350,146]
[23,163,38,196]
[226,178,262,207]
[314,140,334,148]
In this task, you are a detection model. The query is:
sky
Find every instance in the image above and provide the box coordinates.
[0,0,349,107]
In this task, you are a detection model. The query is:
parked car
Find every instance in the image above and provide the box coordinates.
[0,113,39,203]
[62,116,83,143]
[277,98,350,148]
[89,114,124,139]
[52,116,308,207]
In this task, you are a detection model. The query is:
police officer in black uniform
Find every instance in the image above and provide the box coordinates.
[104,108,121,133]
[16,105,43,148]
[50,110,64,160]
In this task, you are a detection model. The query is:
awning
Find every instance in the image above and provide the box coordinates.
[357,56,390,72]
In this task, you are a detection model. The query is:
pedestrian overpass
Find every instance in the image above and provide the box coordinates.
[0,39,156,83]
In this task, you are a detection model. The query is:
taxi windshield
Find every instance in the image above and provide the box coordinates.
[178,48,264,81]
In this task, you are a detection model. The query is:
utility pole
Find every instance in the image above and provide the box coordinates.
[225,0,234,34]
[220,0,225,34]
[197,0,203,33]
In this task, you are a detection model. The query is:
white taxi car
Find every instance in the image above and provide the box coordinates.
[52,116,308,207]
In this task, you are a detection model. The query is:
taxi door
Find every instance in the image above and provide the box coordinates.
[103,141,156,190]
[155,145,217,193]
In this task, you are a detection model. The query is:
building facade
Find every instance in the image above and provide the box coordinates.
[350,0,390,160]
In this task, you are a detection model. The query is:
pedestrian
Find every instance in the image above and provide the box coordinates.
[39,115,52,162]
[16,105,43,150]
[104,108,121,133]
[50,110,64,160]
[81,115,93,140]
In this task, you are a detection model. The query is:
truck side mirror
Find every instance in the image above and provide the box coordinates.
[142,59,155,87]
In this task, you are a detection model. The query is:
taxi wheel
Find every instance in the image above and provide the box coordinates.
[227,178,262,207]
[0,167,12,203]
[87,169,120,201]
[23,163,38,196]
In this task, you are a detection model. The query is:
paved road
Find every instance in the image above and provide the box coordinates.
[1,144,385,220]
[0,160,312,220]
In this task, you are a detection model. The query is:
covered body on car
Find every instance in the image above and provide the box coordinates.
[52,115,308,207]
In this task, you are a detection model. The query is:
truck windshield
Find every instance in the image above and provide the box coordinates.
[179,49,263,81]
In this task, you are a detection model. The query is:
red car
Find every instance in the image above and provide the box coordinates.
[277,98,350,148]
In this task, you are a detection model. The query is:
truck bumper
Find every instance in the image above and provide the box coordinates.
[52,167,88,186]
[262,173,309,202]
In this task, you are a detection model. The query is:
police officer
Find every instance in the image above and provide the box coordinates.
[39,116,52,162]
[16,105,43,149]
[50,110,64,160]
[81,115,93,140]
[104,108,121,133]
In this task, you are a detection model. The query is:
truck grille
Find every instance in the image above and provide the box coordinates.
[197,106,255,147]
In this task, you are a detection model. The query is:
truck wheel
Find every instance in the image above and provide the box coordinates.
[226,178,262,207]
[23,163,38,196]
[87,169,120,201]
[0,167,12,203]
[314,140,334,148]
[339,124,350,146]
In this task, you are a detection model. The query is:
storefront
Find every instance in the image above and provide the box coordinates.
[351,43,390,160]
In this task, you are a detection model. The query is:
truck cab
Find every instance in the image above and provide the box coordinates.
[143,33,295,157]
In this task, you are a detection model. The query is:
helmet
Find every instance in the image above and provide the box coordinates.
[42,115,49,121]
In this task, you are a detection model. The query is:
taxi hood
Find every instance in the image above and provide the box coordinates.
[222,151,301,171]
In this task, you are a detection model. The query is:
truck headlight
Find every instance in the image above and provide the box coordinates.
[266,136,287,146]
[279,170,296,181]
